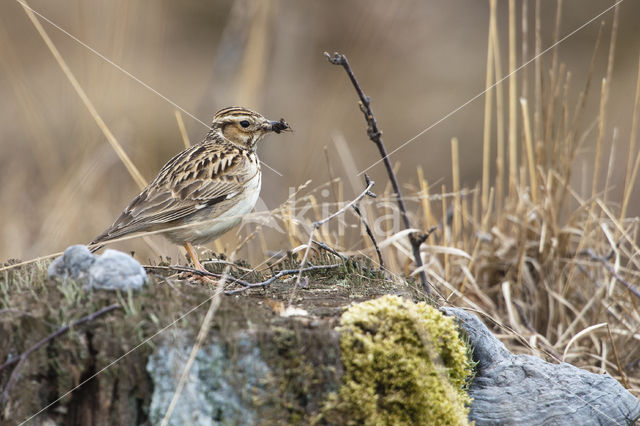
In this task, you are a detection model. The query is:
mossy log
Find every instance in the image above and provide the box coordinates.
[1,255,473,425]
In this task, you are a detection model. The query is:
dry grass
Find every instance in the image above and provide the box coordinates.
[265,1,640,397]
[430,3,640,396]
[1,0,639,401]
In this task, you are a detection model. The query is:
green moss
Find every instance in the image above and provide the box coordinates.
[321,295,473,425]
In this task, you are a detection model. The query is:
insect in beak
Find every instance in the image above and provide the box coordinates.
[265,118,292,134]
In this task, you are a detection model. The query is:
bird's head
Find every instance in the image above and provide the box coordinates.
[210,106,291,149]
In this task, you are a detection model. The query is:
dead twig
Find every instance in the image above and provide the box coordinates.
[0,303,121,403]
[145,263,344,295]
[325,51,432,294]
[578,249,640,300]
[307,181,383,268]
[352,203,384,268]
[144,265,253,287]
[311,240,384,279]
[287,176,376,306]
[225,263,342,295]
[312,240,348,261]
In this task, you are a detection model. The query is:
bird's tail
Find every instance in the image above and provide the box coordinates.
[89,227,115,253]
[88,242,105,254]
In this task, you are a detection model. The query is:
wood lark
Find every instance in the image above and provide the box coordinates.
[91,106,291,271]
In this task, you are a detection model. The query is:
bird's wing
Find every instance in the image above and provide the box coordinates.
[92,142,256,243]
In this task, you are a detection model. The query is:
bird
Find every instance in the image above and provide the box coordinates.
[90,106,291,272]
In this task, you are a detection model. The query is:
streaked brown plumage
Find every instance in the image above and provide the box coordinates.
[91,106,290,270]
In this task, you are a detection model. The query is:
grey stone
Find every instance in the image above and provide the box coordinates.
[443,307,640,426]
[47,244,95,282]
[47,245,146,291]
[147,331,271,426]
[87,249,147,291]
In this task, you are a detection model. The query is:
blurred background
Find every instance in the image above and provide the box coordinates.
[1,0,639,263]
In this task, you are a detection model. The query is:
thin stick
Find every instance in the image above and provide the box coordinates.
[508,0,518,192]
[316,177,375,229]
[145,264,253,287]
[592,4,619,196]
[147,259,347,292]
[578,249,640,300]
[521,0,529,101]
[19,0,147,190]
[520,97,538,203]
[287,176,375,306]
[482,0,496,211]
[550,0,563,89]
[442,185,450,281]
[571,22,605,141]
[1,304,121,403]
[417,167,434,227]
[493,3,506,215]
[0,252,63,273]
[451,137,462,241]
[312,240,348,261]
[534,0,542,145]
[592,78,608,198]
[325,52,432,294]
[543,0,563,147]
[460,188,494,294]
[353,203,384,268]
[605,3,620,88]
[174,110,191,149]
[227,264,342,295]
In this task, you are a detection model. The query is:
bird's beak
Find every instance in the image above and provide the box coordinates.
[264,118,292,134]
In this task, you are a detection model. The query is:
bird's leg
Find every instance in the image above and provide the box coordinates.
[184,242,216,283]
[184,242,205,270]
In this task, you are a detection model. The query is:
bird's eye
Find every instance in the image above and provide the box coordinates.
[239,120,250,128]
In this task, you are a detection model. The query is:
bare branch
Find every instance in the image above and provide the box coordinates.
[144,265,253,287]
[325,51,433,294]
[287,176,376,306]
[145,263,344,295]
[225,264,342,295]
[314,175,375,228]
[1,304,121,403]
[352,203,384,268]
[312,240,349,261]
